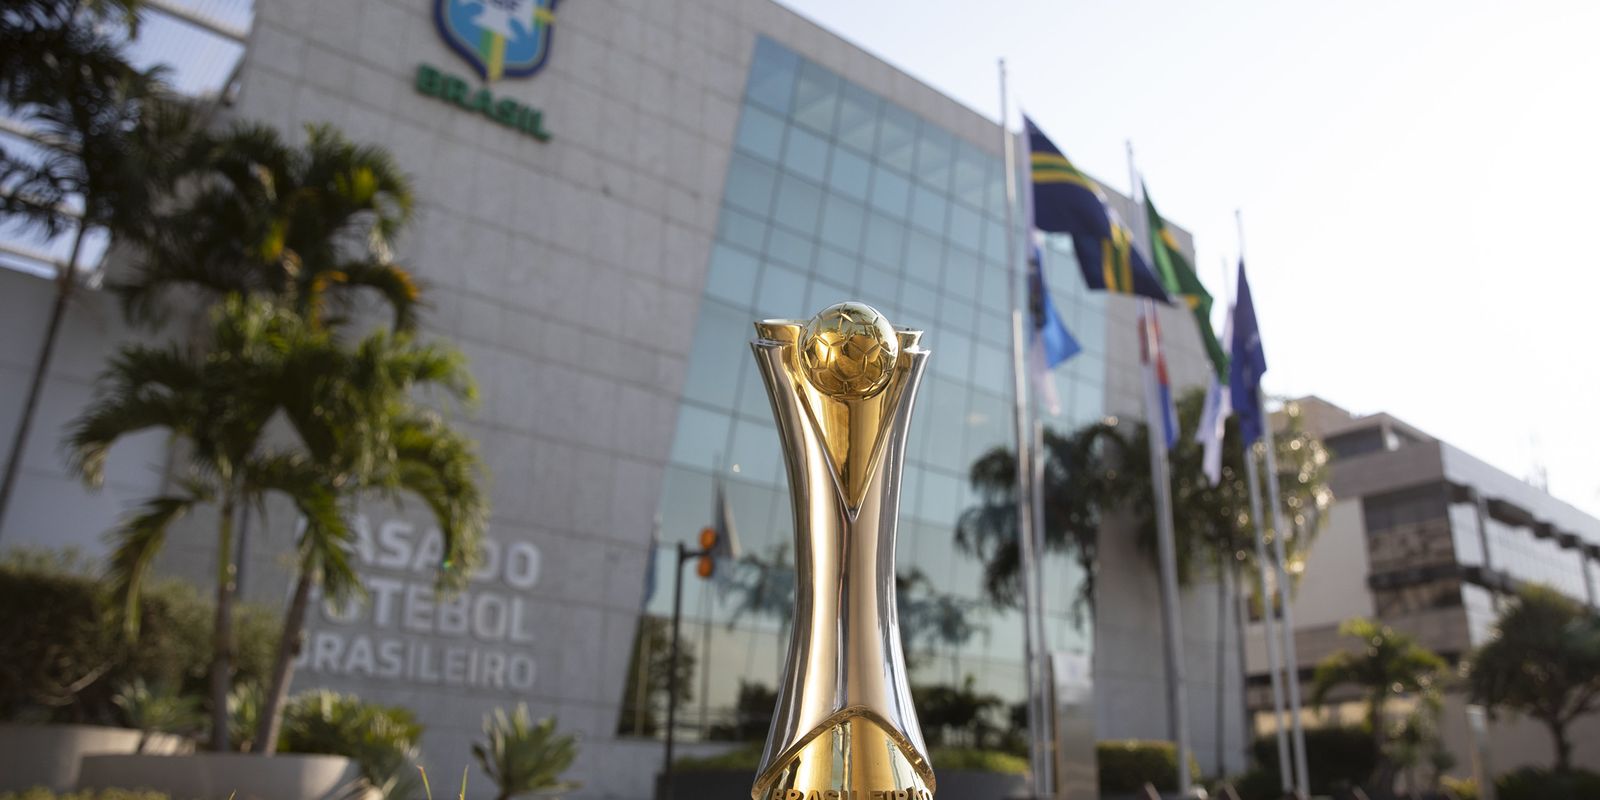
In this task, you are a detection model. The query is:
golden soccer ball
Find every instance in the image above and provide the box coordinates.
[799,302,899,398]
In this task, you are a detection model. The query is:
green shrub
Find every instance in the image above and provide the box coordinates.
[473,704,580,800]
[930,747,1028,774]
[1495,767,1600,800]
[1248,726,1375,795]
[0,791,171,800]
[1441,775,1479,800]
[1096,739,1201,794]
[674,742,762,772]
[0,549,278,726]
[280,690,422,795]
[1226,767,1282,800]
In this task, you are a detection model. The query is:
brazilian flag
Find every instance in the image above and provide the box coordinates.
[1025,115,1170,303]
[1144,184,1227,378]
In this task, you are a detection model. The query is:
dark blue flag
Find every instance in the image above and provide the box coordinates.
[1229,260,1268,444]
[1024,115,1170,304]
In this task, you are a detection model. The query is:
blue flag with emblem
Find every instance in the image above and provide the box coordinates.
[1028,242,1080,415]
[1024,115,1170,304]
[1229,260,1269,444]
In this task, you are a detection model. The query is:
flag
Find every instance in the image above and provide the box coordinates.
[1195,304,1234,485]
[710,471,743,590]
[641,515,661,606]
[1024,115,1170,303]
[1028,241,1081,415]
[1229,261,1268,444]
[1139,306,1178,450]
[1143,184,1227,378]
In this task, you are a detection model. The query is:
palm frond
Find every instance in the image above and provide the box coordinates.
[104,490,205,637]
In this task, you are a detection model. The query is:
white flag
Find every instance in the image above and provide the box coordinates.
[1195,303,1234,485]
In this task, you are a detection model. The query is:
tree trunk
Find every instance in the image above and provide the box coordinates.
[0,225,85,539]
[1549,716,1573,772]
[209,486,239,752]
[254,566,316,754]
[1368,697,1393,799]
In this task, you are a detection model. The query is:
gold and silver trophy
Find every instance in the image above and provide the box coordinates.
[748,302,935,800]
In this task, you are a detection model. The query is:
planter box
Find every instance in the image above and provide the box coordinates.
[0,722,191,793]
[662,769,1027,800]
[78,752,372,800]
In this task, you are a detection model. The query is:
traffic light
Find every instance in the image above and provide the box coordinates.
[697,526,717,578]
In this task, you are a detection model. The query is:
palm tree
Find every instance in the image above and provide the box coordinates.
[1310,618,1447,796]
[252,331,485,754]
[116,123,420,332]
[67,297,345,750]
[955,419,1123,613]
[1467,585,1600,773]
[0,0,197,537]
[474,705,580,800]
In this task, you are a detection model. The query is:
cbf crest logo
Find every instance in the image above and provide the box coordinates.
[434,0,558,82]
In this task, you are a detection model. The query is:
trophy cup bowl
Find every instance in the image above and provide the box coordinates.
[748,302,935,800]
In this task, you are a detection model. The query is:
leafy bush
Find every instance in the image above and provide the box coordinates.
[673,742,762,772]
[1495,767,1600,800]
[930,747,1028,774]
[111,679,204,744]
[0,549,278,726]
[1096,740,1201,794]
[1441,775,1479,800]
[279,690,422,795]
[1227,767,1282,800]
[0,792,170,800]
[473,705,580,800]
[1248,726,1376,795]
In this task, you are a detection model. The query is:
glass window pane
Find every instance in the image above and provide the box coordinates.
[827,147,871,201]
[734,105,786,163]
[816,246,858,288]
[806,276,852,316]
[705,243,759,307]
[981,218,1007,262]
[876,104,918,173]
[756,263,808,318]
[792,61,840,134]
[953,142,990,207]
[909,184,948,235]
[972,262,1011,312]
[934,334,971,381]
[948,203,981,253]
[772,173,823,236]
[669,405,733,469]
[819,193,866,253]
[725,154,777,216]
[858,264,899,311]
[942,248,980,299]
[765,226,814,271]
[781,126,830,184]
[868,165,910,218]
[971,342,1008,393]
[863,212,906,269]
[728,418,782,485]
[899,282,938,330]
[680,300,749,409]
[746,37,798,115]
[914,126,954,191]
[921,379,968,472]
[904,231,943,286]
[717,206,767,253]
[940,294,976,333]
[835,81,880,154]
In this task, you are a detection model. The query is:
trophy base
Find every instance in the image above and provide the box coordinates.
[751,709,935,800]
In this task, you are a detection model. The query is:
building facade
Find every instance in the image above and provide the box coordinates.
[0,0,1244,795]
[1245,396,1600,779]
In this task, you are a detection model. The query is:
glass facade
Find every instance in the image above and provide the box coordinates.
[620,38,1104,746]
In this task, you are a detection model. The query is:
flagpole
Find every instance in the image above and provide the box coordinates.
[1128,142,1193,795]
[998,58,1054,799]
[1236,214,1293,796]
[1260,390,1311,799]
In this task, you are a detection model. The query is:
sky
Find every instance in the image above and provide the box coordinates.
[778,0,1600,517]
